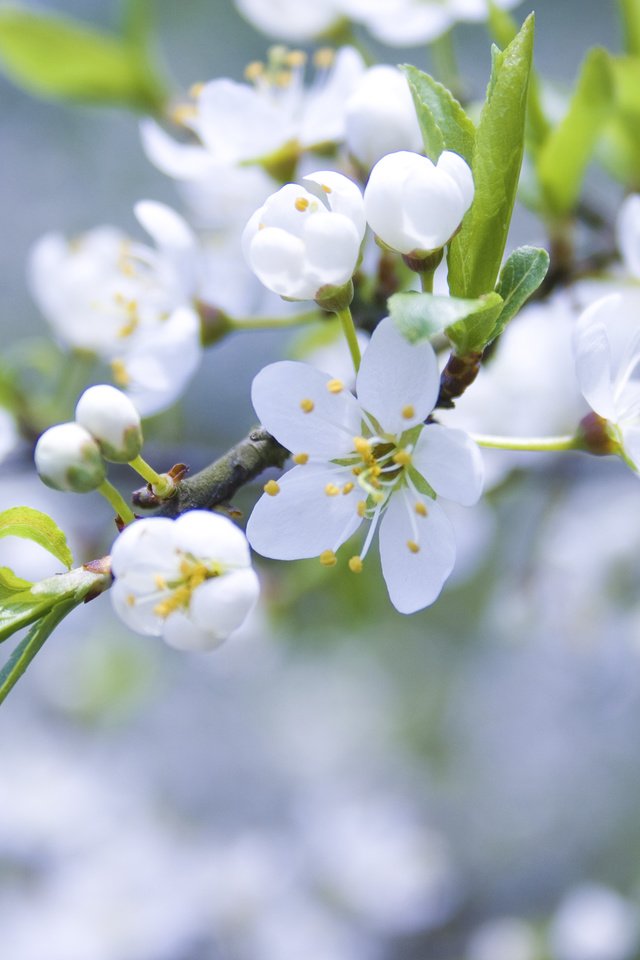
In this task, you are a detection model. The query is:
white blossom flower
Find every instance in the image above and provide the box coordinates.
[235,0,343,41]
[616,193,640,279]
[29,201,203,416]
[0,408,19,464]
[110,511,260,652]
[573,291,640,471]
[75,384,143,463]
[345,65,423,170]
[341,0,522,46]
[34,423,106,493]
[549,885,639,960]
[364,150,474,256]
[242,170,366,301]
[247,317,483,613]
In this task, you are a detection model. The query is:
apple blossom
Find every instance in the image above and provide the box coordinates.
[341,0,523,46]
[110,511,260,652]
[247,317,483,613]
[34,423,106,493]
[74,385,143,463]
[364,150,474,257]
[242,170,366,302]
[344,66,423,170]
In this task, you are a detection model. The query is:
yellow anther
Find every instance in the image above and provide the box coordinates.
[370,464,381,477]
[126,594,136,607]
[352,466,362,476]
[118,316,138,339]
[111,359,130,387]
[357,500,367,517]
[407,540,421,554]
[295,196,310,212]
[171,104,198,125]
[258,222,266,231]
[320,183,332,194]
[348,556,363,573]
[189,82,205,98]
[154,575,167,590]
[325,483,340,496]
[342,482,354,495]
[300,398,315,413]
[393,449,412,466]
[314,47,335,69]
[402,404,415,420]
[415,502,428,517]
[285,50,307,67]
[293,452,309,465]
[326,379,343,394]
[264,480,281,496]
[353,436,372,458]
[319,549,337,567]
[244,61,264,82]
[275,70,293,88]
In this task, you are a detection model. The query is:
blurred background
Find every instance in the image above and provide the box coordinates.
[3,2,640,959]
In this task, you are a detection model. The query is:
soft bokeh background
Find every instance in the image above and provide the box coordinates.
[2,2,640,959]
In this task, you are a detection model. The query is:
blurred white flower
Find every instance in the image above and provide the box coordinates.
[235,0,344,42]
[247,317,483,613]
[242,170,366,301]
[345,65,423,170]
[0,407,19,463]
[364,150,473,256]
[110,511,260,652]
[549,885,639,960]
[34,422,105,493]
[467,917,539,960]
[342,0,522,46]
[616,193,640,279]
[75,385,143,463]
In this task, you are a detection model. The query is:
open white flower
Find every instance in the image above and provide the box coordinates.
[242,170,366,301]
[247,317,483,613]
[364,150,473,257]
[342,0,522,46]
[345,65,423,170]
[235,0,343,41]
[111,511,260,651]
[573,291,640,471]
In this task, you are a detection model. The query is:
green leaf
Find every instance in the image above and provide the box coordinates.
[403,64,475,164]
[618,0,640,56]
[0,506,73,569]
[536,48,614,217]
[0,5,166,110]
[448,14,534,299]
[0,598,77,706]
[494,246,550,336]
[390,290,503,354]
[487,1,518,47]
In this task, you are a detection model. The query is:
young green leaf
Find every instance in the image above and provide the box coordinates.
[448,14,534,299]
[444,292,504,355]
[536,48,614,217]
[0,5,166,111]
[403,64,475,163]
[0,506,73,569]
[389,290,503,354]
[0,598,77,706]
[618,0,640,56]
[494,246,550,336]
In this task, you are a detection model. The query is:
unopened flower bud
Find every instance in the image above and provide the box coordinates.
[35,423,106,493]
[345,66,423,170]
[75,384,143,462]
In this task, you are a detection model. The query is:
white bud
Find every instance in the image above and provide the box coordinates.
[242,171,366,302]
[75,384,143,462]
[345,66,423,170]
[364,150,474,256]
[34,422,106,493]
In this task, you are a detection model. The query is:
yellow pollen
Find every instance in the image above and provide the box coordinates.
[118,317,138,339]
[415,502,428,517]
[352,466,362,476]
[258,222,266,231]
[357,500,367,517]
[325,483,340,496]
[244,61,264,82]
[300,398,315,413]
[342,482,354,495]
[326,379,343,393]
[348,556,363,573]
[111,359,130,387]
[407,540,421,554]
[154,574,167,590]
[314,48,335,69]
[320,183,332,194]
[295,196,310,212]
[370,464,382,478]
[189,82,205,98]
[285,50,307,67]
[171,104,198,125]
[293,452,309,465]
[402,404,415,420]
[126,594,136,607]
[353,436,371,458]
[264,480,281,496]
[319,549,337,567]
[275,70,293,88]
[393,449,412,466]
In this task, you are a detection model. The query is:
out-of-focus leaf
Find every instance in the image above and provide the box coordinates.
[0,5,166,110]
[619,0,640,56]
[0,598,77,706]
[390,290,503,355]
[494,246,550,336]
[445,292,504,355]
[448,15,534,298]
[0,506,73,569]
[403,64,475,163]
[536,48,614,217]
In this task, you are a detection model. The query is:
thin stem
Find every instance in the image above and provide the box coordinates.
[230,309,324,330]
[420,270,435,293]
[471,433,578,453]
[129,454,164,486]
[336,306,361,373]
[97,480,136,525]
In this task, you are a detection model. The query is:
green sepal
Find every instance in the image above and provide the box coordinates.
[402,64,475,163]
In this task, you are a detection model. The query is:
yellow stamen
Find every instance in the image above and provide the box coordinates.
[320,183,332,194]
[275,70,293,88]
[244,61,264,82]
[154,574,167,590]
[357,500,367,517]
[348,556,363,573]
[111,359,130,387]
[393,449,412,466]
[189,82,205,98]
[285,50,307,68]
[407,540,420,554]
[264,480,280,496]
[325,483,340,496]
[353,436,371,458]
[326,378,343,394]
[126,594,136,607]
[293,452,309,465]
[415,502,428,517]
[319,549,337,567]
[402,404,415,420]
[295,196,310,212]
[314,48,335,69]
[342,482,354,495]
[171,104,197,125]
[300,398,315,413]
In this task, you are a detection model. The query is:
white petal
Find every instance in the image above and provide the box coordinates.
[174,511,251,568]
[364,152,427,254]
[403,164,466,250]
[573,295,619,420]
[111,580,166,636]
[412,424,483,505]
[139,118,214,179]
[252,360,364,458]
[303,170,367,240]
[162,610,217,652]
[379,494,455,614]
[356,317,440,433]
[110,517,177,578]
[303,211,362,288]
[190,568,260,639]
[621,424,640,472]
[247,227,312,299]
[247,463,362,559]
[196,79,291,162]
[616,193,640,279]
[134,200,196,254]
[437,151,474,212]
[299,46,366,146]
[235,0,340,41]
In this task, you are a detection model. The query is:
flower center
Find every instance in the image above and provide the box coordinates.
[153,554,222,619]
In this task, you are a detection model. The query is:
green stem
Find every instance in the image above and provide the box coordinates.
[128,454,165,486]
[97,480,136,525]
[335,306,361,373]
[420,270,435,293]
[471,433,578,452]
[230,309,324,330]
